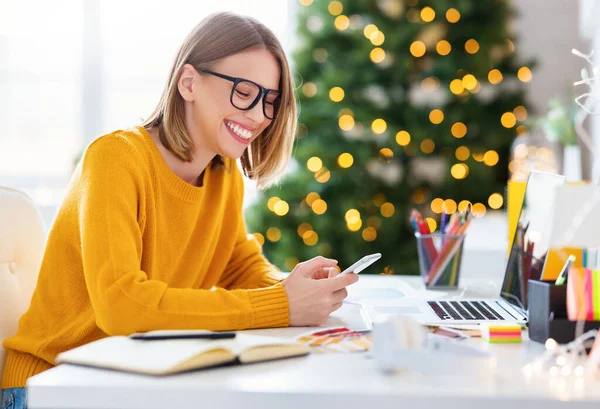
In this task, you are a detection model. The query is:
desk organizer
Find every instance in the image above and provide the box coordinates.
[528,279,600,344]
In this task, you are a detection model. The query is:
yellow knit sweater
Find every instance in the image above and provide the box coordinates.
[2,126,288,388]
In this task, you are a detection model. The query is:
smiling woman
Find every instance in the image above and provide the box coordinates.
[1,12,360,406]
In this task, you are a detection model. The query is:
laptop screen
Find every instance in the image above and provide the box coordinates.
[500,171,565,313]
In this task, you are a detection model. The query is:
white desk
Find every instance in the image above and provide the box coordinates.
[26,276,600,409]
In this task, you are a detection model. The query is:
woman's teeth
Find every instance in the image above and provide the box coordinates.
[226,121,252,139]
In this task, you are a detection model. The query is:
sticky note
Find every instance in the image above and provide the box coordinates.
[481,324,522,343]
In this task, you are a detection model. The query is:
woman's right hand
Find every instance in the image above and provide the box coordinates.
[281,256,359,326]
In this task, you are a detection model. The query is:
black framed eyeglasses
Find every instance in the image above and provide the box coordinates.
[198,69,281,120]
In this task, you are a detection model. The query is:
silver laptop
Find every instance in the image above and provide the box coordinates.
[364,171,565,326]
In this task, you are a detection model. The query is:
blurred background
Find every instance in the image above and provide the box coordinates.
[1,0,598,276]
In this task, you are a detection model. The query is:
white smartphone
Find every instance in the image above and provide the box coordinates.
[339,253,382,275]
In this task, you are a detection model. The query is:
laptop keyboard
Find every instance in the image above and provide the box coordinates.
[427,301,505,321]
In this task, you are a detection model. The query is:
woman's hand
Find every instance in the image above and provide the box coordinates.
[281,256,359,326]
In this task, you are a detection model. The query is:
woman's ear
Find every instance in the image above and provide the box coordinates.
[177,64,196,102]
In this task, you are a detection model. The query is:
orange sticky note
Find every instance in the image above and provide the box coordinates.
[567,267,587,321]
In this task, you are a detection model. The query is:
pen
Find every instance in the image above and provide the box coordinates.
[130,332,236,341]
[555,255,576,286]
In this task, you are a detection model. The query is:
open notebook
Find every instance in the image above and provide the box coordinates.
[56,332,309,375]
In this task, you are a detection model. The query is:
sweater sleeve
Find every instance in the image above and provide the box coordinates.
[78,137,289,335]
[217,164,284,290]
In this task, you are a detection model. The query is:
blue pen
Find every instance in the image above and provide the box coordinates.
[440,212,449,234]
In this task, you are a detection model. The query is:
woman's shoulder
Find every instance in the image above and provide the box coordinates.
[81,127,153,169]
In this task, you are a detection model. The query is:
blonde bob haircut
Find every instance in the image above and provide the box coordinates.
[143,12,297,189]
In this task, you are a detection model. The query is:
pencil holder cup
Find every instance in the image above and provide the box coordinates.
[415,232,466,289]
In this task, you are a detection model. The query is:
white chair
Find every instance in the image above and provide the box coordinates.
[0,186,46,377]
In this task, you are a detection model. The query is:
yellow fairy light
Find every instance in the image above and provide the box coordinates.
[455,146,470,161]
[379,148,393,159]
[335,15,350,31]
[380,202,395,217]
[253,232,265,246]
[328,1,343,16]
[315,168,331,183]
[472,152,485,162]
[347,219,363,232]
[412,189,426,204]
[298,222,313,237]
[426,217,437,232]
[421,7,436,22]
[345,209,361,223]
[329,87,345,102]
[458,200,472,212]
[267,196,281,211]
[506,39,515,52]
[446,8,461,23]
[451,163,469,179]
[307,156,323,172]
[429,109,444,124]
[273,200,289,216]
[370,31,385,46]
[472,203,487,217]
[367,216,382,229]
[421,139,435,154]
[339,108,354,117]
[516,125,528,135]
[338,152,354,168]
[306,192,320,206]
[488,193,504,209]
[302,230,319,246]
[370,47,386,63]
[313,48,328,62]
[488,69,503,84]
[465,39,480,54]
[431,198,444,214]
[371,118,387,134]
[421,77,439,92]
[513,106,528,121]
[518,67,532,82]
[362,227,377,242]
[462,74,477,91]
[373,193,386,207]
[302,82,317,98]
[339,114,355,131]
[396,130,411,146]
[501,112,517,128]
[484,150,499,166]
[436,40,451,56]
[449,79,465,95]
[364,24,378,39]
[443,199,457,214]
[451,122,467,138]
[312,198,328,214]
[299,0,313,6]
[266,227,281,242]
[410,41,426,58]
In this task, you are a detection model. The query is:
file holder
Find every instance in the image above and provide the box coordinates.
[528,279,600,344]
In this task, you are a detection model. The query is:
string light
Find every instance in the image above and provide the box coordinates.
[431,198,444,213]
[421,77,439,92]
[436,40,451,56]
[458,200,472,211]
[443,199,457,214]
[273,200,289,216]
[396,130,411,146]
[362,227,377,241]
[305,192,320,206]
[302,230,319,246]
[328,1,343,16]
[380,202,395,217]
[462,74,478,91]
[421,139,435,154]
[339,114,355,131]
[410,41,426,57]
[506,39,515,52]
[472,152,485,162]
[452,122,467,138]
[253,232,265,246]
[446,8,461,23]
[465,39,480,54]
[501,112,517,128]
[451,163,469,179]
[364,24,378,39]
[370,47,386,63]
[299,0,313,6]
[335,15,350,31]
[315,168,331,183]
[302,82,317,98]
[298,222,313,237]
[267,196,281,212]
[373,193,386,207]
[425,217,437,232]
[518,67,533,82]
[312,199,328,214]
[370,31,385,46]
[450,79,465,95]
[488,193,504,209]
[338,152,354,168]
[484,150,499,166]
[345,209,360,223]
[513,106,528,121]
[429,109,444,124]
[266,227,282,242]
[379,148,393,160]
[472,203,486,217]
[347,219,362,232]
[421,7,436,22]
[329,87,345,102]
[307,157,323,172]
[313,48,328,62]
[455,146,470,161]
[488,69,503,84]
[372,118,387,134]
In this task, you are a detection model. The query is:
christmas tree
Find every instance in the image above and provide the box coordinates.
[246,0,534,275]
